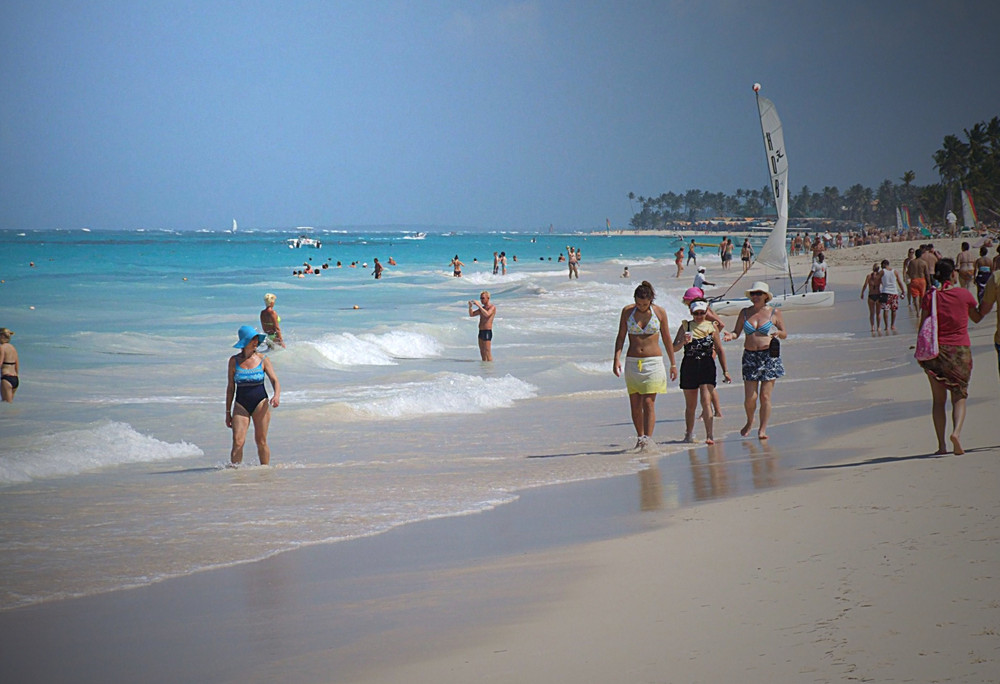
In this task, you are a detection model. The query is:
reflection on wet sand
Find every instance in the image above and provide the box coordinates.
[745,440,779,490]
[686,441,781,501]
[637,462,663,511]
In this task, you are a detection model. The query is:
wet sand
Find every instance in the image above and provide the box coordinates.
[2,238,998,683]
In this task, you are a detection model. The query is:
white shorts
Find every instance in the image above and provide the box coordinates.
[624,356,667,395]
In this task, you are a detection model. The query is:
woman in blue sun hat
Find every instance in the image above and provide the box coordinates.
[226,325,281,465]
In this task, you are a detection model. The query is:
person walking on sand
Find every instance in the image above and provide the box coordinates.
[917,259,982,455]
[977,268,1000,379]
[740,239,754,274]
[672,299,731,444]
[613,281,678,451]
[683,287,724,419]
[973,246,992,303]
[0,328,20,402]
[468,291,496,361]
[956,242,976,290]
[451,255,464,277]
[860,262,882,332]
[907,247,930,307]
[806,253,828,292]
[727,282,786,440]
[878,259,905,331]
[722,238,734,270]
[674,247,685,278]
[260,293,285,349]
[226,326,281,466]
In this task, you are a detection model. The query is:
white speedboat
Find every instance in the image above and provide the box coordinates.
[287,236,322,249]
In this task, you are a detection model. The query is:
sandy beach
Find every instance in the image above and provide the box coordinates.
[2,238,998,683]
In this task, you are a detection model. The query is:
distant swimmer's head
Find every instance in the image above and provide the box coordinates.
[234,325,267,349]
[264,293,276,306]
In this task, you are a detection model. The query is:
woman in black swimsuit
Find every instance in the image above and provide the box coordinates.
[0,327,18,402]
[226,326,280,465]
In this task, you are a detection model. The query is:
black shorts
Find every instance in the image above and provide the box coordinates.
[478,329,493,341]
[679,355,716,390]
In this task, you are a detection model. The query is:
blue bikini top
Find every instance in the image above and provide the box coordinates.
[743,315,774,336]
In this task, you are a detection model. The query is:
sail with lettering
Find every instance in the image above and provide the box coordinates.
[753,88,790,274]
[710,84,835,314]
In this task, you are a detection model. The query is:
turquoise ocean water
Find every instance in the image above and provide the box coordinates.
[1,227,793,609]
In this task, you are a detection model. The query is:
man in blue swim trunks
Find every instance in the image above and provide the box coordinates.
[468,291,496,361]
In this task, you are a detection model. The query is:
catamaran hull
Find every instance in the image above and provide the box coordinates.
[711,291,835,315]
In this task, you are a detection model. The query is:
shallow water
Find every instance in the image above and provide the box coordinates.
[1,227,882,610]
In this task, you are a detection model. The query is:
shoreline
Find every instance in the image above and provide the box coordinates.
[2,238,998,682]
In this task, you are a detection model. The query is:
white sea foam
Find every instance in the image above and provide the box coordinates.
[460,270,534,286]
[348,372,537,418]
[302,330,444,368]
[572,361,609,374]
[0,421,204,484]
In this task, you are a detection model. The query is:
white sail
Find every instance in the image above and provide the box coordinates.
[895,207,903,233]
[961,190,978,229]
[232,219,238,233]
[754,92,790,273]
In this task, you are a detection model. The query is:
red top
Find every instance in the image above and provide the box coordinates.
[922,285,977,346]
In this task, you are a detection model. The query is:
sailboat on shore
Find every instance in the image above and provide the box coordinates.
[712,84,835,315]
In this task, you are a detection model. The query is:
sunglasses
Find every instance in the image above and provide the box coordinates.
[691,310,707,314]
[749,291,766,296]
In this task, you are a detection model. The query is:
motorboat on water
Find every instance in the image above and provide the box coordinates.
[287,235,321,249]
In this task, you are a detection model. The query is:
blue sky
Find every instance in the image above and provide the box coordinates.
[2,0,998,231]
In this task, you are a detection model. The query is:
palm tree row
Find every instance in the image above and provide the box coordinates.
[628,116,1000,231]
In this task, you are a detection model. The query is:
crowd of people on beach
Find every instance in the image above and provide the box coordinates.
[230,233,1000,464]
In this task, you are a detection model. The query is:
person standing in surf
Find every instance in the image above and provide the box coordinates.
[468,291,496,361]
[260,293,285,349]
[0,328,19,402]
[451,255,464,277]
[226,326,281,465]
[613,281,678,451]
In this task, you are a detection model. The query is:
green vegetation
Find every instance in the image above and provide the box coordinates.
[628,116,1000,230]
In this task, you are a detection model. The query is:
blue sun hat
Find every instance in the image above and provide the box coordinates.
[233,325,267,349]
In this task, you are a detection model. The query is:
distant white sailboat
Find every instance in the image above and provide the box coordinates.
[232,219,238,233]
[712,84,835,315]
